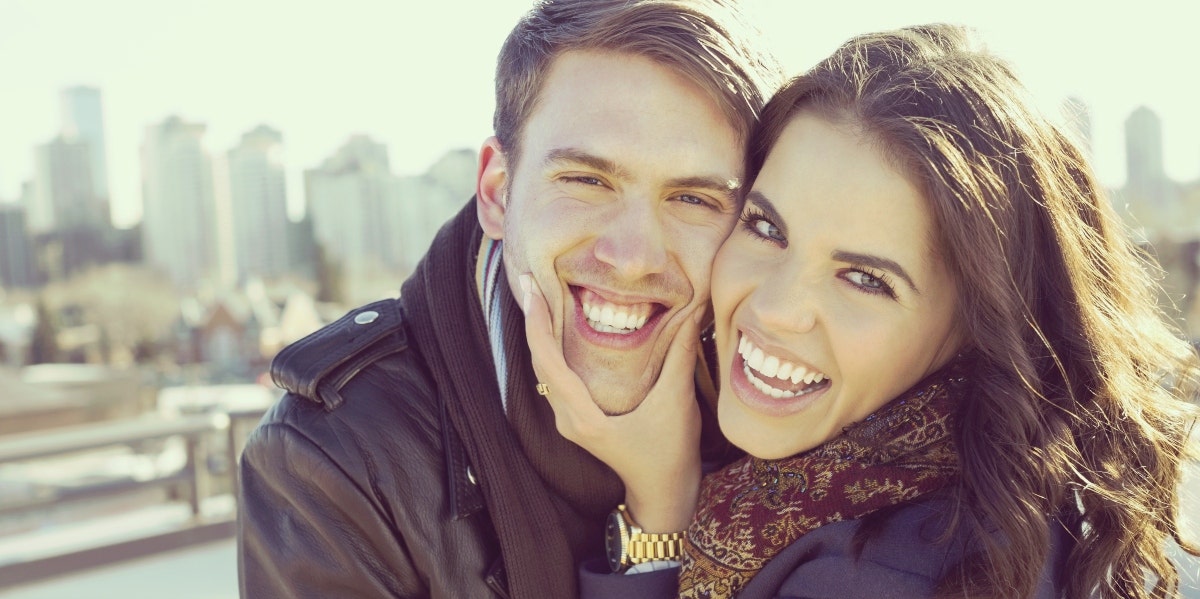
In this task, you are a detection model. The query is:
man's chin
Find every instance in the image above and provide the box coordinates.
[563,342,661,416]
[584,381,652,416]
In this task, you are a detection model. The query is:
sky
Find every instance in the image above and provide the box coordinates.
[1,0,1198,228]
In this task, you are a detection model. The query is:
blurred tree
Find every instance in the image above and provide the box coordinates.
[28,298,59,364]
[133,338,162,363]
[42,265,180,365]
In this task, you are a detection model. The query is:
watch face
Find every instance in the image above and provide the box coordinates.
[605,509,625,572]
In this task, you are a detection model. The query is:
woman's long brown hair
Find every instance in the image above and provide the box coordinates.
[751,24,1200,598]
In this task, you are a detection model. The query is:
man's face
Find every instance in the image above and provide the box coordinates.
[482,50,743,414]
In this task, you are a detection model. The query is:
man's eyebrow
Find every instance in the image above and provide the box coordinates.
[831,250,921,295]
[669,175,743,204]
[543,148,629,179]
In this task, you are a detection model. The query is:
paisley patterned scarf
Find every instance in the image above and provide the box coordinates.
[678,361,967,598]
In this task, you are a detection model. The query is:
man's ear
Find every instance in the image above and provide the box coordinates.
[476,136,508,241]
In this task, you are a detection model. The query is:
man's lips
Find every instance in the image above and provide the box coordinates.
[569,286,667,347]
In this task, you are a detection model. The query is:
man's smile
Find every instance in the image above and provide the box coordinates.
[577,287,657,334]
[569,285,669,348]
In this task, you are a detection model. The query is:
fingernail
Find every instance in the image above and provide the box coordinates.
[519,274,532,312]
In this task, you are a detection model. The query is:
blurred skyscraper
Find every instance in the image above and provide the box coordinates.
[30,135,100,233]
[1111,105,1197,322]
[1125,106,1170,207]
[0,203,37,289]
[141,116,217,289]
[1061,96,1093,158]
[304,135,397,279]
[228,125,290,283]
[60,86,111,203]
[302,138,476,302]
[29,134,113,280]
[390,149,476,274]
[17,87,131,283]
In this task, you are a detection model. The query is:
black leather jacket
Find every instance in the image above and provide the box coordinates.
[237,298,510,598]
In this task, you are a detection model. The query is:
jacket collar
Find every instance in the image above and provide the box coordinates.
[442,391,486,519]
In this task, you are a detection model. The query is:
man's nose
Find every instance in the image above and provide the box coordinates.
[592,200,669,280]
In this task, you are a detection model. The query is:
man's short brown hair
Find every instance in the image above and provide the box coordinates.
[494,0,781,165]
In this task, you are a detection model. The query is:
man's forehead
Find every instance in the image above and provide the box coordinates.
[532,50,733,127]
[510,50,745,182]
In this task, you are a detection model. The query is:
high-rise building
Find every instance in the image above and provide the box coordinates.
[1125,106,1166,194]
[30,135,103,233]
[141,116,217,288]
[1061,96,1093,158]
[390,149,476,275]
[29,134,114,279]
[14,87,120,281]
[0,203,37,289]
[228,125,290,282]
[60,86,111,202]
[286,214,317,280]
[304,136,397,277]
[1119,106,1182,236]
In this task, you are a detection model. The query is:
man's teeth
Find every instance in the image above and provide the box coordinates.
[583,300,651,334]
[738,335,827,397]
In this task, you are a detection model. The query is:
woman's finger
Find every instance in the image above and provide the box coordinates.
[636,307,703,413]
[518,274,600,419]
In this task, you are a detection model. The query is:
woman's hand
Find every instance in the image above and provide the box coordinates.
[519,273,702,532]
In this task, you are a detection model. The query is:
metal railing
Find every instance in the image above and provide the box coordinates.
[0,409,267,590]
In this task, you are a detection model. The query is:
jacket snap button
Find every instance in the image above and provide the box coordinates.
[354,310,379,325]
[466,466,477,485]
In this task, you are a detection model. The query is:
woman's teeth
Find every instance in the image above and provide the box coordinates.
[738,335,828,398]
[583,300,651,334]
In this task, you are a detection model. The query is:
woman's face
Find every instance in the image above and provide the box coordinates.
[712,111,964,459]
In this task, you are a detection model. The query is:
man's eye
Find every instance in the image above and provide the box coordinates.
[564,175,604,186]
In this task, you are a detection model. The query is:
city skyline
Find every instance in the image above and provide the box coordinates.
[2,0,1199,228]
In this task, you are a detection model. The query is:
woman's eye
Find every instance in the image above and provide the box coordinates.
[846,271,878,288]
[844,269,895,297]
[753,218,783,241]
[738,209,786,246]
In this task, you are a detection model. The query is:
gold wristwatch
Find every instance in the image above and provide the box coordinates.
[604,504,686,573]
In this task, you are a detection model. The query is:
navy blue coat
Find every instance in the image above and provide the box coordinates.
[580,498,1076,598]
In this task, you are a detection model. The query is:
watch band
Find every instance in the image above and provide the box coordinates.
[626,528,686,563]
[613,504,686,567]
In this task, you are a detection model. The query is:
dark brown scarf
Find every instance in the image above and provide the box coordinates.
[401,203,622,598]
[678,362,967,598]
